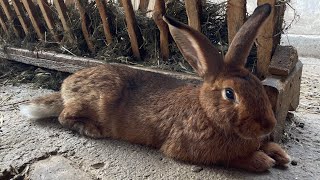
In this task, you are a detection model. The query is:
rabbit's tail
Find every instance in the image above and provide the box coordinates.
[20,92,63,120]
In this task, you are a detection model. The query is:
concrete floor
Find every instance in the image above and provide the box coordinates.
[0,57,319,180]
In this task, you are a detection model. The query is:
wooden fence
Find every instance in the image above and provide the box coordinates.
[0,0,285,79]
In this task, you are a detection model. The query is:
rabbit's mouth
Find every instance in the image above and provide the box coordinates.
[234,125,272,140]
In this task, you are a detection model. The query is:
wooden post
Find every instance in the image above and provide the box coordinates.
[0,9,9,36]
[0,0,24,38]
[256,0,285,79]
[22,0,45,40]
[37,0,62,42]
[185,0,202,31]
[74,0,96,53]
[53,0,75,44]
[153,0,169,61]
[11,0,30,36]
[227,0,246,44]
[95,0,113,45]
[121,0,143,60]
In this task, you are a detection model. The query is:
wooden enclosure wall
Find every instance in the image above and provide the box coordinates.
[0,0,285,79]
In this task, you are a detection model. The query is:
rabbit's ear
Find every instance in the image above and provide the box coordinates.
[163,16,223,81]
[225,3,271,67]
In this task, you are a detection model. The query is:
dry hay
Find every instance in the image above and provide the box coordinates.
[0,0,293,74]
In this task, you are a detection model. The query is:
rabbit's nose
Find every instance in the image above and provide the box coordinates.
[261,117,276,133]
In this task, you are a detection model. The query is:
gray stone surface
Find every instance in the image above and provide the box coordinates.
[29,156,94,180]
[0,57,320,179]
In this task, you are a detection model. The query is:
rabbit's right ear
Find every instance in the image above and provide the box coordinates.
[163,16,223,81]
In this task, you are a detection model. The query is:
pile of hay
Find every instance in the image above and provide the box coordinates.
[0,0,228,73]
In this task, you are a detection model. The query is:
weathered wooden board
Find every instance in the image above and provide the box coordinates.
[269,46,298,76]
[227,0,246,44]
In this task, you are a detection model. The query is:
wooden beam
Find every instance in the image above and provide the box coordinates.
[11,0,30,36]
[64,0,75,6]
[153,0,169,61]
[256,0,286,79]
[0,9,9,36]
[95,0,113,45]
[0,0,24,37]
[53,0,75,44]
[74,0,96,53]
[226,0,246,44]
[37,0,61,42]
[185,0,202,31]
[121,0,143,60]
[22,0,45,40]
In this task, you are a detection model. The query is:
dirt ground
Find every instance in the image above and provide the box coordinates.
[0,58,319,179]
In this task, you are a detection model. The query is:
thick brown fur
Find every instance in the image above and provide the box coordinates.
[21,4,290,172]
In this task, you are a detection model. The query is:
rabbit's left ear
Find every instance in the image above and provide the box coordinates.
[163,16,223,81]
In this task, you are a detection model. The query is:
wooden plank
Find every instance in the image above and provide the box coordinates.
[37,0,62,42]
[256,0,286,79]
[153,0,169,61]
[95,0,113,45]
[22,0,45,40]
[53,0,75,44]
[268,46,298,76]
[226,0,246,44]
[11,0,30,35]
[0,9,9,36]
[74,0,95,53]
[185,0,202,31]
[121,0,143,60]
[0,0,24,38]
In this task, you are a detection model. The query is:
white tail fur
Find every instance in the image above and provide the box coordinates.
[20,103,62,120]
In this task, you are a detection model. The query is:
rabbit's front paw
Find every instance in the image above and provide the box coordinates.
[230,151,275,172]
[261,142,291,166]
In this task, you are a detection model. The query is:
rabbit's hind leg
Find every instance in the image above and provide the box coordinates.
[58,101,104,138]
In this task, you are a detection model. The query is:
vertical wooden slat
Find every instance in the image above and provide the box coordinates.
[0,9,9,36]
[11,0,30,35]
[121,0,143,60]
[64,0,75,6]
[227,0,246,44]
[153,0,169,61]
[0,1,23,38]
[95,0,113,45]
[139,0,149,11]
[22,0,45,40]
[74,0,95,53]
[185,0,202,31]
[256,0,285,79]
[53,0,75,44]
[37,0,61,42]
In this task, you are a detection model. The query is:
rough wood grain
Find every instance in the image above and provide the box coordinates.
[0,0,24,38]
[22,0,45,40]
[269,46,298,76]
[11,0,30,35]
[74,0,95,53]
[185,0,202,31]
[121,0,143,60]
[53,0,75,44]
[226,0,246,44]
[0,9,9,36]
[95,0,113,45]
[37,0,61,42]
[153,0,169,61]
[256,0,286,79]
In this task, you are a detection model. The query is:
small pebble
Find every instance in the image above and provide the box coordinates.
[291,160,298,166]
[91,162,105,169]
[297,122,305,128]
[191,166,203,173]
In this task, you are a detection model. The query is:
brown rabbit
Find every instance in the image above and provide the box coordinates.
[20,4,290,172]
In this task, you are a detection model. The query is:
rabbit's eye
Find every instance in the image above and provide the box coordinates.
[224,88,235,101]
